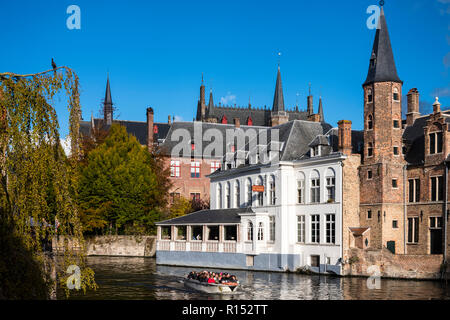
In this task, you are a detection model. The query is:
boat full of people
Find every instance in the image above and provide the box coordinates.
[184,271,239,294]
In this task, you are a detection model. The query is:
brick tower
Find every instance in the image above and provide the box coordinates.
[359,5,406,253]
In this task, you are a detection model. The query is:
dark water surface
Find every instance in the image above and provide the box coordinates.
[66,256,450,300]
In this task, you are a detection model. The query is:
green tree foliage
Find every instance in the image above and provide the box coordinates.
[0,67,96,299]
[78,124,166,235]
[167,197,193,220]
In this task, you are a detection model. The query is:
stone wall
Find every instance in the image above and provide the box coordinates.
[343,247,444,280]
[53,235,156,257]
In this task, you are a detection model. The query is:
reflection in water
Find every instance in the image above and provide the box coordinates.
[66,257,450,300]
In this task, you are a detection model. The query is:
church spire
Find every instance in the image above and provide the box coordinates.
[104,75,113,125]
[272,66,285,112]
[318,97,324,122]
[208,89,214,109]
[363,5,402,86]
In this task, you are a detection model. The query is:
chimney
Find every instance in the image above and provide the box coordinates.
[338,120,352,155]
[147,107,154,150]
[406,88,420,126]
[307,114,321,123]
[433,97,441,114]
[307,95,314,116]
[168,115,171,124]
[234,118,240,128]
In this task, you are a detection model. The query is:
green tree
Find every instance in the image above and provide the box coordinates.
[78,124,164,235]
[167,197,193,220]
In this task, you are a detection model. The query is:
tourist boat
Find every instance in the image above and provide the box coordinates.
[184,278,239,294]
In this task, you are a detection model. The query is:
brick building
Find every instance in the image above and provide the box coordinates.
[339,6,449,264]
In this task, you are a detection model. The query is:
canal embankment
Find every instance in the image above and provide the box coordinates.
[53,235,156,257]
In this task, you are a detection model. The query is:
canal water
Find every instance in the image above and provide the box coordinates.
[66,256,450,300]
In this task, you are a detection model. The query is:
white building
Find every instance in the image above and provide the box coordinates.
[156,121,357,274]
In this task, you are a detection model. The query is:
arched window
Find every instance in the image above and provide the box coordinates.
[269,175,276,205]
[368,114,373,130]
[256,176,264,206]
[217,184,223,209]
[367,88,373,103]
[257,222,264,241]
[326,168,336,202]
[310,170,320,203]
[234,180,240,208]
[225,182,231,209]
[247,221,253,241]
[246,178,253,206]
[393,88,400,101]
[368,142,374,157]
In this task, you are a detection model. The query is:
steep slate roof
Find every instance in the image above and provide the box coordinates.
[79,119,171,146]
[158,121,267,158]
[156,208,254,225]
[363,7,402,86]
[280,121,332,161]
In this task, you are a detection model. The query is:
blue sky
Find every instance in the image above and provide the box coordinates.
[0,0,449,137]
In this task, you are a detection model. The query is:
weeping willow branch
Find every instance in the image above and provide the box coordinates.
[0,66,96,298]
[0,66,71,78]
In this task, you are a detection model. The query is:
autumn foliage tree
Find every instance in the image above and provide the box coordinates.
[78,124,169,235]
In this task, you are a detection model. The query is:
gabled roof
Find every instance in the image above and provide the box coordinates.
[363,7,402,86]
[403,110,450,165]
[156,207,254,225]
[79,119,171,146]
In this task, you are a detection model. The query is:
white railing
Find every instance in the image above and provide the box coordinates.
[224,242,237,253]
[157,240,238,253]
[190,241,202,251]
[174,241,186,251]
[206,242,219,252]
[159,241,170,251]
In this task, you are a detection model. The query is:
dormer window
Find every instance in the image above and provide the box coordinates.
[429,132,443,154]
[311,146,320,157]
[393,88,400,102]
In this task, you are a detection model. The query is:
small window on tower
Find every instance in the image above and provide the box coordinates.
[393,120,400,128]
[368,170,373,180]
[368,115,373,130]
[392,179,398,189]
[368,143,374,157]
[367,89,373,103]
[393,88,400,102]
[393,147,399,155]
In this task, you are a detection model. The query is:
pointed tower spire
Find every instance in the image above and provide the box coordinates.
[104,75,113,125]
[208,89,214,109]
[272,66,285,112]
[363,5,402,86]
[318,97,324,122]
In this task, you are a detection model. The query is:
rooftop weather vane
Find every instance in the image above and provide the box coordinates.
[379,0,384,6]
[277,52,282,67]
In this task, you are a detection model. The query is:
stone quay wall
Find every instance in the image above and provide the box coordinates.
[343,247,444,280]
[53,235,156,257]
